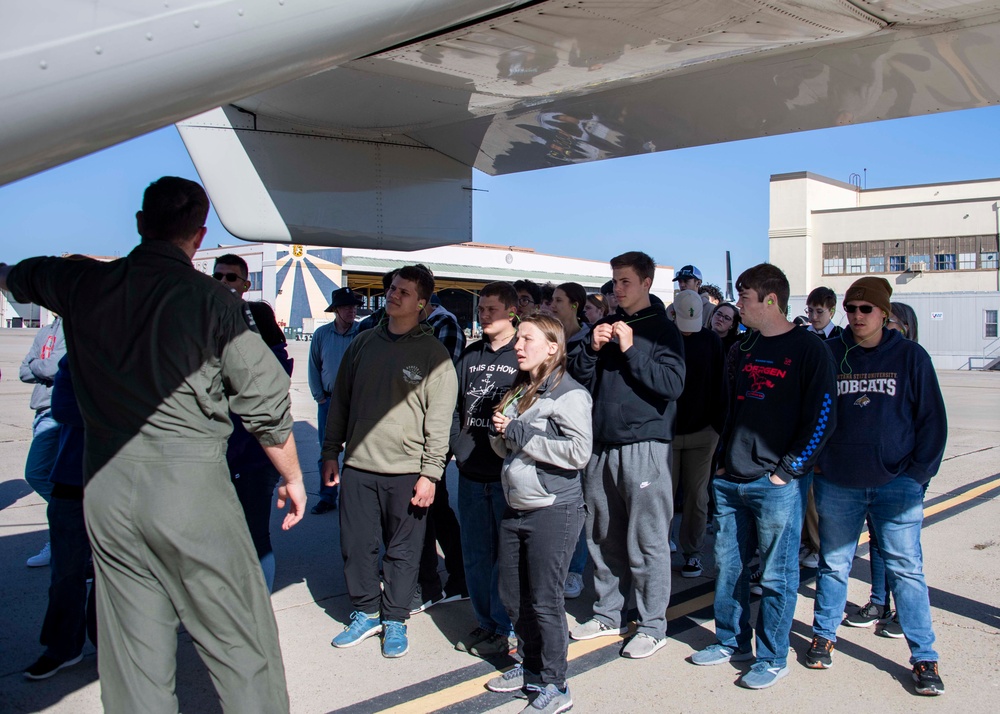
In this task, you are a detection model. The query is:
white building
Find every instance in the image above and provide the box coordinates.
[194,241,675,336]
[769,171,1000,369]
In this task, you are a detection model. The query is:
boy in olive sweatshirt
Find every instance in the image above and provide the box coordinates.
[322,266,458,659]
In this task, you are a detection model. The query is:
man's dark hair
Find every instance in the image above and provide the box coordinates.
[699,283,724,303]
[610,251,656,283]
[248,302,285,347]
[806,286,837,310]
[214,254,248,278]
[540,282,555,304]
[381,268,400,292]
[396,265,435,302]
[600,279,614,296]
[513,279,541,305]
[480,281,518,309]
[140,176,209,243]
[736,263,790,313]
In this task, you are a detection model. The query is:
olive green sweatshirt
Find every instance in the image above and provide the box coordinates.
[322,323,459,480]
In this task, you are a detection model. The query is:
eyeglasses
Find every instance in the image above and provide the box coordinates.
[213,272,245,283]
[844,304,875,314]
[804,307,828,316]
[714,312,733,323]
[517,296,536,306]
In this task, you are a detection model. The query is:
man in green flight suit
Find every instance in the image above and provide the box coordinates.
[0,177,306,713]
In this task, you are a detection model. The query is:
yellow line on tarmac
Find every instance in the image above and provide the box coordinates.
[378,476,1000,714]
[856,476,1000,546]
[378,592,717,714]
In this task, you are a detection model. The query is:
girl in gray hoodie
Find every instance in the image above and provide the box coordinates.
[486,315,592,714]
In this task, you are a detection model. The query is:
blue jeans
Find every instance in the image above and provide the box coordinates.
[568,526,588,575]
[457,476,513,636]
[813,476,938,663]
[867,514,890,607]
[25,409,61,503]
[316,401,339,504]
[713,474,809,668]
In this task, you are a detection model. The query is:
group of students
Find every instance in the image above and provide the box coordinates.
[11,197,947,712]
[309,251,946,713]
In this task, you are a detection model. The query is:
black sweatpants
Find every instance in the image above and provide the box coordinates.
[417,470,466,599]
[499,499,585,688]
[340,467,428,622]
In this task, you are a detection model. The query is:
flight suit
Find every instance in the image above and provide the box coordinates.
[8,241,293,713]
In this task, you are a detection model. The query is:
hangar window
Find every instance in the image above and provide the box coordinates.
[933,254,956,271]
[888,255,907,272]
[986,310,998,339]
[959,253,977,269]
[868,256,885,272]
[822,243,844,275]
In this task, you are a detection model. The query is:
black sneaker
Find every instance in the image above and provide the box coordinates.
[24,653,84,681]
[844,601,889,628]
[877,611,904,639]
[311,499,336,515]
[681,556,703,578]
[912,660,945,696]
[805,635,834,669]
[409,586,444,615]
[749,569,763,596]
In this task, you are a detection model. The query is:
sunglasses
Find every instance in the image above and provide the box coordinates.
[844,304,875,314]
[213,272,245,283]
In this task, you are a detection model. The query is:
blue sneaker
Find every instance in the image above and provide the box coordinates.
[691,643,754,666]
[381,621,409,658]
[331,611,382,648]
[739,661,789,689]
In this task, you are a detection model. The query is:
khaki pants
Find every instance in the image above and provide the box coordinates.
[671,426,720,558]
[84,436,289,714]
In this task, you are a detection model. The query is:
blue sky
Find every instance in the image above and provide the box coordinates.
[4,104,1000,291]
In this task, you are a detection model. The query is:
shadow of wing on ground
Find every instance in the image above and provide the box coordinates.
[0,479,33,510]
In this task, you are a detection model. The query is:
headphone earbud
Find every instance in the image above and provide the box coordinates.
[418,303,424,309]
[767,299,774,305]
[508,312,516,318]
[572,303,578,309]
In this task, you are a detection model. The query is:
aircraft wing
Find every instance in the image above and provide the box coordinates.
[7,1,1000,249]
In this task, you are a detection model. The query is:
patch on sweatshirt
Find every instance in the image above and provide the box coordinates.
[402,365,425,384]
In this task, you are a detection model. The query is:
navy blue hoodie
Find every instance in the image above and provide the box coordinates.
[568,305,685,445]
[818,327,946,487]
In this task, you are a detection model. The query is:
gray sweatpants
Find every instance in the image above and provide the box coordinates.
[584,441,673,639]
[84,436,289,714]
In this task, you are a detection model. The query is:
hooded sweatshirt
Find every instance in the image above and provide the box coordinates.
[450,332,520,481]
[490,372,593,510]
[568,305,685,445]
[818,327,946,487]
[19,317,66,411]
[323,323,458,480]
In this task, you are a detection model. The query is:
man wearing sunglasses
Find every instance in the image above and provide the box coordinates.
[213,254,251,295]
[806,276,947,696]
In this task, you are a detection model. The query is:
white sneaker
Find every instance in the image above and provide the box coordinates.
[27,542,51,568]
[564,572,584,599]
[799,546,820,569]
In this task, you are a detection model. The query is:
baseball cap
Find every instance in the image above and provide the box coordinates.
[324,287,364,312]
[674,290,703,332]
[673,265,703,282]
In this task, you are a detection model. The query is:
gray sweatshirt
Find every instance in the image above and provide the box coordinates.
[490,372,593,510]
[19,317,66,412]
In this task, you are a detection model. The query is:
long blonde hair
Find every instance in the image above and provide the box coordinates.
[496,315,567,415]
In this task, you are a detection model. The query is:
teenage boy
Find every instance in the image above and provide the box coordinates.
[804,286,842,340]
[568,251,686,660]
[450,281,521,657]
[692,263,836,690]
[514,279,542,320]
[322,266,458,659]
[805,277,946,696]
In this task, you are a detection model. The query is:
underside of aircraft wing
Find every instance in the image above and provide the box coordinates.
[7,2,1000,250]
[177,0,1000,249]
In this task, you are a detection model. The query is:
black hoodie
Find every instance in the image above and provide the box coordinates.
[450,333,520,481]
[568,304,686,445]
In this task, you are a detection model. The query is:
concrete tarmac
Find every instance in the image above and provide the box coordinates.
[0,329,997,713]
